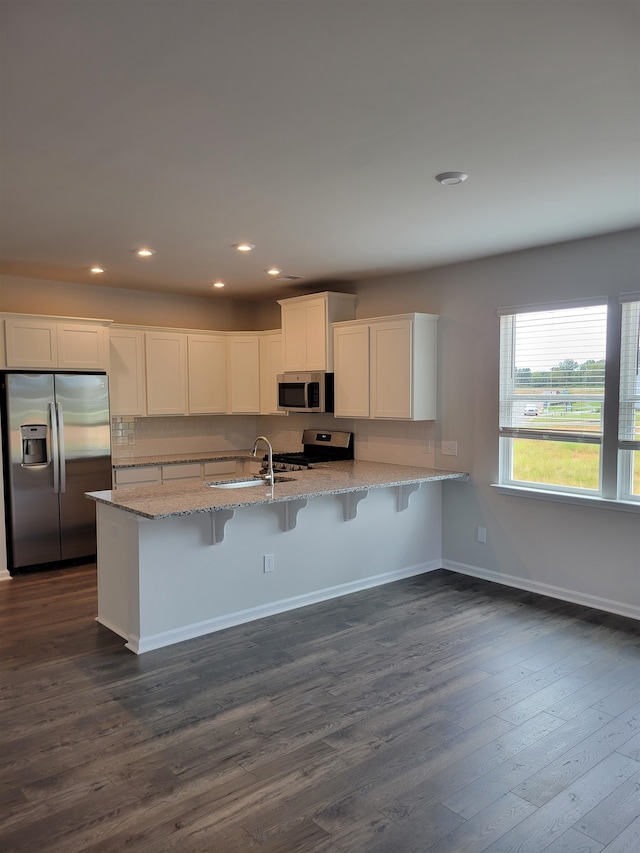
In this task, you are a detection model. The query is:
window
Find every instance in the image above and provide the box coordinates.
[619,299,640,500]
[498,296,640,506]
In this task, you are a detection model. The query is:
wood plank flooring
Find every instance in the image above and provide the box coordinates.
[1,565,639,852]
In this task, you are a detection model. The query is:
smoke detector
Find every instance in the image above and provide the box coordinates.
[435,171,468,186]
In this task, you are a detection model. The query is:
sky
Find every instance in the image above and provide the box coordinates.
[514,305,607,372]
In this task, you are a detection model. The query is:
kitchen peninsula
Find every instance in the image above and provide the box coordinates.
[88,460,467,653]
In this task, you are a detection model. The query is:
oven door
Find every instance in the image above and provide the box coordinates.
[278,380,313,412]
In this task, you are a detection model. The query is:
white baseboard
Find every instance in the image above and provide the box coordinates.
[442,559,640,622]
[0,568,12,581]
[126,560,442,654]
[95,615,131,641]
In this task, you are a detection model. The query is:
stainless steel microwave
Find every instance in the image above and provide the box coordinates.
[277,372,334,413]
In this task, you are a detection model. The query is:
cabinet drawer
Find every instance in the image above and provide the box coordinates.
[162,463,202,481]
[114,466,161,487]
[203,460,237,477]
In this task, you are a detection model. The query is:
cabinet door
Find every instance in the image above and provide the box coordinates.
[113,466,161,490]
[227,336,260,413]
[203,460,237,478]
[334,323,370,418]
[145,331,187,415]
[161,463,202,483]
[370,319,413,419]
[109,329,146,415]
[303,300,328,371]
[281,302,311,371]
[188,334,227,414]
[58,323,109,369]
[4,318,58,368]
[259,332,283,415]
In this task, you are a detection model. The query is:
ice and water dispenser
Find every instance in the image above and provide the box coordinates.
[20,424,48,466]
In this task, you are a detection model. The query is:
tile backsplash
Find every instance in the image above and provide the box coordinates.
[111,415,258,459]
[112,413,439,468]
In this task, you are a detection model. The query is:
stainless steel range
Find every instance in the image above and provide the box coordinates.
[269,429,354,472]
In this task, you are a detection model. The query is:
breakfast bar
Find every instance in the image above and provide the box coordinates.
[88,461,467,653]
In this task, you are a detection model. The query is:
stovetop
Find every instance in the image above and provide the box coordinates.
[266,429,354,471]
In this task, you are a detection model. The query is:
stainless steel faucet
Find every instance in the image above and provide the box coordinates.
[252,435,274,494]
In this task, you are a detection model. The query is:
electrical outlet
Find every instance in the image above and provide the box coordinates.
[477,526,487,543]
[263,553,275,573]
[442,441,458,456]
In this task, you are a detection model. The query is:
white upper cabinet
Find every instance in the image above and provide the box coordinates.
[109,327,146,416]
[278,292,357,372]
[227,334,261,414]
[333,313,438,420]
[145,330,188,415]
[4,315,110,370]
[334,322,370,418]
[259,331,284,415]
[187,334,227,414]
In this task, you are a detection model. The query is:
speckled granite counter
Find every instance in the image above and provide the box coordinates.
[89,461,467,519]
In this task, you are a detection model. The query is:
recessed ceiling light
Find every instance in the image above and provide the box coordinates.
[135,247,156,257]
[435,171,468,186]
[232,242,255,252]
[212,281,225,288]
[90,266,105,274]
[265,267,282,276]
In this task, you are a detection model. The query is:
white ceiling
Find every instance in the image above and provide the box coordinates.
[1,0,638,301]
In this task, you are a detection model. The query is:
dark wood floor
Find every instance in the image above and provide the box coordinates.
[1,566,639,853]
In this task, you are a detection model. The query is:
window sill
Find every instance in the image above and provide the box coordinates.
[491,484,640,513]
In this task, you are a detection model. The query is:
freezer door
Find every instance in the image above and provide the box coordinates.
[54,374,111,561]
[4,373,61,567]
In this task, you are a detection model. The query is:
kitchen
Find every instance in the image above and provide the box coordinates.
[0,1,639,849]
[0,292,468,651]
[2,234,639,622]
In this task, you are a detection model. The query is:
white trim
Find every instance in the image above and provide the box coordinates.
[119,561,442,654]
[619,292,640,304]
[442,560,640,622]
[95,615,130,641]
[496,296,607,317]
[0,568,12,581]
[491,483,640,512]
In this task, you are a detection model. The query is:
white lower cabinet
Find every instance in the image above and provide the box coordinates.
[113,466,161,490]
[161,463,202,484]
[114,460,239,489]
[333,313,438,420]
[203,460,237,479]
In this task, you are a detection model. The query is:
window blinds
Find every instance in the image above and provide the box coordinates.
[499,304,607,442]
[619,299,640,448]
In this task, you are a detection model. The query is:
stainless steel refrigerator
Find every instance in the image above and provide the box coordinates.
[1,372,111,572]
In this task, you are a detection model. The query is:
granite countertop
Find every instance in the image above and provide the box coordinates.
[112,450,254,468]
[88,460,468,519]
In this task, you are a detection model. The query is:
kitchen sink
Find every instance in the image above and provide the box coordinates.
[207,476,295,490]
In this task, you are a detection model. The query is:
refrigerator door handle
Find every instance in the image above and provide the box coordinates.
[50,402,60,494]
[57,402,66,494]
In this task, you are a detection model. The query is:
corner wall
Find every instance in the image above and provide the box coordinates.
[348,229,640,618]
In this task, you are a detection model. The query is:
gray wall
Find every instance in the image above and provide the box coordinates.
[344,229,640,618]
[0,274,256,330]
